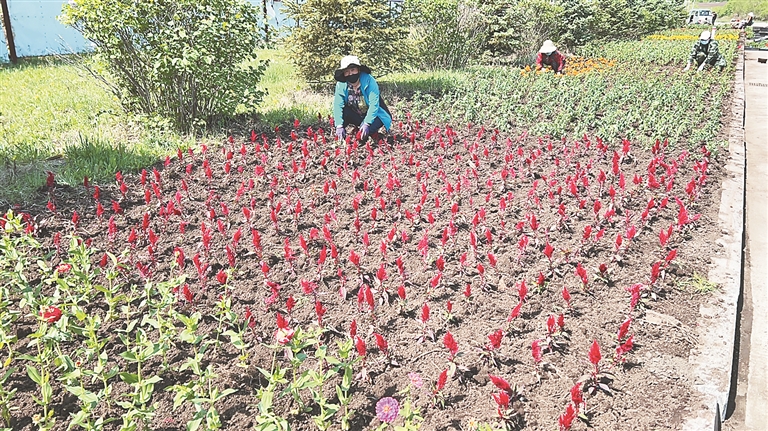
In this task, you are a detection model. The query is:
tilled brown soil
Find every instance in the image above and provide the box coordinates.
[6,119,725,431]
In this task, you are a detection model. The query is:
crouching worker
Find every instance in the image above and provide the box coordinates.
[333,55,392,142]
[536,40,566,74]
[684,31,726,72]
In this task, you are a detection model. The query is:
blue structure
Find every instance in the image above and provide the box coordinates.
[0,0,291,62]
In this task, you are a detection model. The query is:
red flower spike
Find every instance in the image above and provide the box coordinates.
[435,369,448,392]
[618,318,632,341]
[559,404,576,431]
[355,336,367,357]
[665,249,677,263]
[507,301,523,321]
[493,390,510,412]
[570,383,584,407]
[489,374,512,392]
[588,340,602,366]
[546,315,556,336]
[374,333,388,355]
[443,331,458,358]
[216,270,228,285]
[397,285,406,300]
[315,301,327,325]
[276,313,289,330]
[286,296,296,313]
[557,313,565,330]
[518,280,528,303]
[531,339,543,364]
[484,329,502,351]
[463,283,472,298]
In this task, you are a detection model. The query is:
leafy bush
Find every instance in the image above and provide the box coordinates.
[283,0,409,82]
[717,0,768,20]
[61,0,268,131]
[405,0,486,70]
[479,0,564,65]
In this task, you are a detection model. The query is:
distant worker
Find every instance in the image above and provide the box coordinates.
[743,12,755,28]
[333,55,392,142]
[712,11,718,26]
[683,31,726,72]
[536,40,566,74]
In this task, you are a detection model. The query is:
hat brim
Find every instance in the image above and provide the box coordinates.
[334,64,372,82]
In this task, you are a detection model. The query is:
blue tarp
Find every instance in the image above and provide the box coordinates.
[0,0,291,62]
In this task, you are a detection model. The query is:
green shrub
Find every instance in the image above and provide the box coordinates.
[283,0,409,82]
[717,0,768,20]
[479,0,564,64]
[405,0,486,70]
[60,0,268,131]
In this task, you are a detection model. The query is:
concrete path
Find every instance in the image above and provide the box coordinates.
[726,49,768,431]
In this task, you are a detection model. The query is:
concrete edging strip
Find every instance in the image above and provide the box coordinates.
[682,47,746,430]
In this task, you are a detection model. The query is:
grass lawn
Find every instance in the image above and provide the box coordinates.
[0,49,330,205]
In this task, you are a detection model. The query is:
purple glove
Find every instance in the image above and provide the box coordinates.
[360,124,370,140]
[335,126,346,140]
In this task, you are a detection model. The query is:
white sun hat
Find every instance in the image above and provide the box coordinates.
[334,55,372,82]
[699,30,711,41]
[539,40,558,54]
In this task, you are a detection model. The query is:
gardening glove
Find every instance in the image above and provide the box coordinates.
[683,63,691,72]
[335,126,346,140]
[697,63,706,73]
[360,124,370,140]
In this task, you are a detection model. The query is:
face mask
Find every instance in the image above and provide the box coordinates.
[701,39,709,45]
[346,73,360,84]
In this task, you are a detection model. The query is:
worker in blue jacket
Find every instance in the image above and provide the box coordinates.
[333,55,392,141]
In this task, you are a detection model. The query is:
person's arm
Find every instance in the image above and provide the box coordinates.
[332,82,346,128]
[362,76,382,127]
[535,52,544,69]
[556,52,566,73]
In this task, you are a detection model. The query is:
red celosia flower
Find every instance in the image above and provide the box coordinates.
[615,335,634,362]
[507,301,523,321]
[397,285,406,300]
[618,318,632,341]
[421,302,430,324]
[518,280,528,303]
[314,301,326,325]
[570,383,583,407]
[435,369,448,392]
[546,315,556,336]
[443,331,458,359]
[532,339,543,363]
[349,319,357,338]
[488,329,504,350]
[216,270,228,285]
[559,404,576,431]
[489,374,511,392]
[355,336,367,357]
[492,390,510,416]
[373,333,388,355]
[562,286,571,307]
[56,263,72,273]
[665,249,677,263]
[588,340,602,367]
[40,305,62,323]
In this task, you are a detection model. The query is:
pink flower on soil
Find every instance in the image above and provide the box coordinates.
[375,397,399,423]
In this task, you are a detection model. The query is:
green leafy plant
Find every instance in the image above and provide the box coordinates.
[61,0,269,131]
[284,0,409,82]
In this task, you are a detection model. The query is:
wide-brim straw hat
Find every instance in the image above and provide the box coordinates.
[539,40,558,54]
[334,55,372,82]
